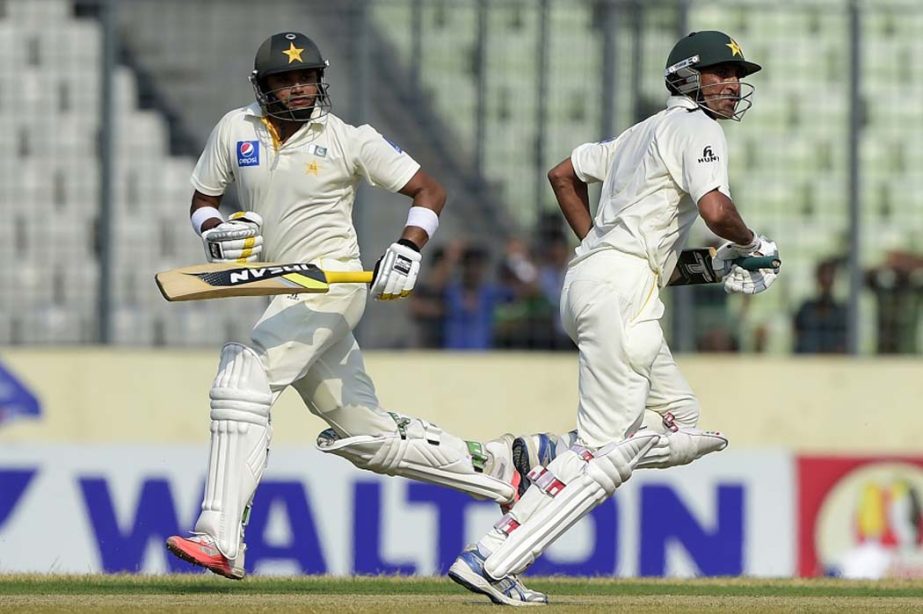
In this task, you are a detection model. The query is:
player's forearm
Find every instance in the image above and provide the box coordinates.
[697,190,754,245]
[190,191,224,233]
[399,171,447,250]
[548,162,592,240]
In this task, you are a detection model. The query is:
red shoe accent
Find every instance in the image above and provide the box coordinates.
[499,470,522,514]
[166,535,244,580]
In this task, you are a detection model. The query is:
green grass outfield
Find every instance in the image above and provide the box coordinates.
[2,574,923,613]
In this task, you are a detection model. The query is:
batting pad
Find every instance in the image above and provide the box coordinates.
[484,432,659,579]
[195,343,273,560]
[316,417,515,504]
[635,428,728,469]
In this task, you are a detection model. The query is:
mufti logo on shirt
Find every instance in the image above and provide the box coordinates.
[237,141,260,167]
[698,146,719,163]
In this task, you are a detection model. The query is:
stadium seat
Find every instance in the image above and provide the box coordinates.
[112,306,157,346]
[5,0,71,24]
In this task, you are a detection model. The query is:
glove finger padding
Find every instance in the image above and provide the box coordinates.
[370,241,421,300]
[202,212,264,263]
[723,264,777,295]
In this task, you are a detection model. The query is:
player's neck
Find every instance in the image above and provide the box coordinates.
[267,116,303,144]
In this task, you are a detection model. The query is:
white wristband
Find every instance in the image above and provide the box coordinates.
[191,206,224,235]
[405,206,439,239]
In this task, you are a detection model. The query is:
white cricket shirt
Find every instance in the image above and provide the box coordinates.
[570,96,731,286]
[191,103,421,264]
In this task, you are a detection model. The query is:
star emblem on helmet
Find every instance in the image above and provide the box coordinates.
[726,39,743,57]
[282,42,304,64]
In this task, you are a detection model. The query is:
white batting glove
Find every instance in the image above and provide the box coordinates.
[370,240,422,300]
[711,233,780,295]
[201,211,263,263]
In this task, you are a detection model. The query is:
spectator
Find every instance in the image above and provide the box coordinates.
[408,241,463,348]
[494,238,555,349]
[535,229,575,350]
[443,245,503,349]
[794,259,848,353]
[866,251,923,354]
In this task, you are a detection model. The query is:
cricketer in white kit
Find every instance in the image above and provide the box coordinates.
[448,31,782,606]
[165,32,519,580]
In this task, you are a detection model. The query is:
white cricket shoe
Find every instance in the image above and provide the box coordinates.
[448,546,547,607]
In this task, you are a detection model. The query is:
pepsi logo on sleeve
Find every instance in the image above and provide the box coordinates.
[237,140,261,167]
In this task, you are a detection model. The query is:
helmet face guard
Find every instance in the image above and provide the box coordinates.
[664,31,761,122]
[251,32,332,122]
[665,59,755,121]
[249,71,331,122]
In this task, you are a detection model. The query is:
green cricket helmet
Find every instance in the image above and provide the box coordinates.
[664,31,761,121]
[249,32,331,122]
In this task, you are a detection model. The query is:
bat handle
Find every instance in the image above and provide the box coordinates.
[324,271,375,284]
[733,255,781,271]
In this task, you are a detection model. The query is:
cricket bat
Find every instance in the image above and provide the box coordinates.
[155,248,781,302]
[155,262,373,302]
[668,247,781,287]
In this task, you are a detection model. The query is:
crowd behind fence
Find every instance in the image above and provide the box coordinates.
[0,0,920,354]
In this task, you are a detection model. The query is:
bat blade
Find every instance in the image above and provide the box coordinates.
[668,247,781,287]
[155,262,373,302]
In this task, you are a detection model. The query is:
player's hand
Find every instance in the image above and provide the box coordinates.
[370,239,422,300]
[712,233,780,295]
[201,211,263,263]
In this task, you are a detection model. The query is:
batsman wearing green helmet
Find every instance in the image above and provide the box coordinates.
[165,32,523,581]
[449,31,782,606]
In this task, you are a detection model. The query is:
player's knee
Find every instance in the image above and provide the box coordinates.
[624,321,663,374]
[669,400,699,429]
[210,343,272,423]
[312,404,402,439]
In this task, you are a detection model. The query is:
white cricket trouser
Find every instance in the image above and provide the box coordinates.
[560,249,699,448]
[249,258,396,437]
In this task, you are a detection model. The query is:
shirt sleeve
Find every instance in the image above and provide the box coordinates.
[353,125,421,192]
[570,138,618,184]
[674,118,731,204]
[190,114,234,196]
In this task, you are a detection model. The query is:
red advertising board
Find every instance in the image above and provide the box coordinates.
[798,456,923,578]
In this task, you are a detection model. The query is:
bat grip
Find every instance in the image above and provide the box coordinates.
[733,255,781,271]
[324,271,375,284]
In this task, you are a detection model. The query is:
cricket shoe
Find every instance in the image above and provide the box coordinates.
[510,431,575,498]
[448,546,547,607]
[166,534,245,580]
[483,433,522,514]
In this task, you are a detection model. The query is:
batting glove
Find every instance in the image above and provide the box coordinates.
[711,233,780,295]
[201,211,264,263]
[370,239,422,300]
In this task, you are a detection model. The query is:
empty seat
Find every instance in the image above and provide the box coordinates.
[17,306,88,344]
[115,110,168,157]
[112,307,156,345]
[6,0,71,24]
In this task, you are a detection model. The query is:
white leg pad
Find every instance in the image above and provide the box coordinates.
[316,415,515,504]
[635,427,727,469]
[194,343,272,560]
[483,432,659,579]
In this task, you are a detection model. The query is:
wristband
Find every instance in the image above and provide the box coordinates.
[405,206,439,239]
[191,206,224,235]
